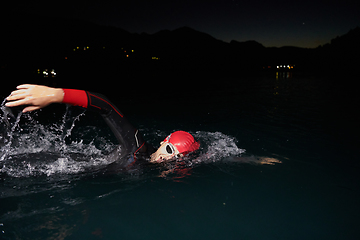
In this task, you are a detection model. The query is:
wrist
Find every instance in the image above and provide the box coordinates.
[52,88,64,104]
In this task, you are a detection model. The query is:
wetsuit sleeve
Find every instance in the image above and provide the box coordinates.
[61,89,147,159]
[62,89,88,108]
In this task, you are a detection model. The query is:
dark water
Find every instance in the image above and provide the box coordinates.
[1,72,359,239]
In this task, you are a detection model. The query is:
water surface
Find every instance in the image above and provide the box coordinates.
[0,72,359,239]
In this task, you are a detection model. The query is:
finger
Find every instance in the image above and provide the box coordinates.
[5,98,32,107]
[8,89,28,98]
[6,96,22,102]
[7,93,29,102]
[22,106,40,113]
[16,84,35,90]
[5,100,23,107]
[10,89,27,95]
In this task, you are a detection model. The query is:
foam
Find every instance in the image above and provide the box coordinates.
[192,131,245,163]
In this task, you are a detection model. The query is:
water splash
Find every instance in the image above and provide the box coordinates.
[0,98,14,128]
[0,101,116,177]
[1,98,23,161]
[194,131,245,162]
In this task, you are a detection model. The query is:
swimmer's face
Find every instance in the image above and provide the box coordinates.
[150,141,182,163]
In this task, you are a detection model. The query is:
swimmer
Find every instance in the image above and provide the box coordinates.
[5,84,200,169]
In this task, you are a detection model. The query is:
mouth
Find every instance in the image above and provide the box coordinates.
[150,154,162,163]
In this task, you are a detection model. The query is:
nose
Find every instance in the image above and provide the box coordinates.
[150,151,162,162]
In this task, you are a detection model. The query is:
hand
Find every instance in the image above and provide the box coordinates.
[5,84,64,113]
[257,157,282,165]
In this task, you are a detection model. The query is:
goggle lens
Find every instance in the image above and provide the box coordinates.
[166,144,174,154]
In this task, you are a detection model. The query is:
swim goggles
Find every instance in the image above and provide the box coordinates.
[165,143,176,155]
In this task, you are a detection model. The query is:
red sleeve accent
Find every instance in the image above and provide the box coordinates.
[62,89,88,108]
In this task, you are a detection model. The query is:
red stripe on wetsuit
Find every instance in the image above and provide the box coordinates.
[62,89,124,118]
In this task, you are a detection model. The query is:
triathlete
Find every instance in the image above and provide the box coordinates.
[5,84,200,169]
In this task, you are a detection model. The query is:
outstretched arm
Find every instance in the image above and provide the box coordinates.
[5,84,64,113]
[6,84,89,112]
[224,156,282,165]
[5,84,147,156]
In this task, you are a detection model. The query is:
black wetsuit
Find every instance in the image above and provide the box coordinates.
[64,90,155,169]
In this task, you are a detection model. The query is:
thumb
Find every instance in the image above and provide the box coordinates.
[22,106,41,113]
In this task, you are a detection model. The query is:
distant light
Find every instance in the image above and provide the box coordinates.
[76,47,79,49]
[50,69,56,77]
[126,55,129,57]
[65,57,68,60]
[103,47,106,49]
[87,46,89,49]
[131,50,134,52]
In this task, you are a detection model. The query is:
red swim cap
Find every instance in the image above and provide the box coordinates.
[163,131,200,155]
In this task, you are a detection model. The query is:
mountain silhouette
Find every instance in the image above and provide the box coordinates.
[1,11,359,85]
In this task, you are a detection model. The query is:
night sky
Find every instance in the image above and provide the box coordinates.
[11,0,360,48]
